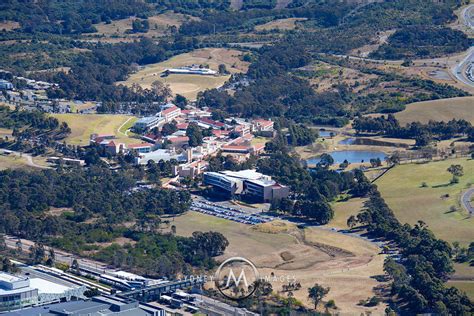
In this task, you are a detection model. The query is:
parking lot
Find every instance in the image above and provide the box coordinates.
[190,199,275,225]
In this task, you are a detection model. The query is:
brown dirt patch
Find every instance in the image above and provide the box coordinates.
[0,21,20,31]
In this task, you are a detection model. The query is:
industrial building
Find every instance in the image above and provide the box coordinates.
[203,170,290,202]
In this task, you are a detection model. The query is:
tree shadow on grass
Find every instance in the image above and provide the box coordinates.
[432,182,454,188]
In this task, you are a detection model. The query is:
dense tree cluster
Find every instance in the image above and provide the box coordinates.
[355,189,473,314]
[93,230,228,277]
[288,124,318,146]
[258,139,361,224]
[0,0,153,34]
[197,42,347,123]
[0,166,190,229]
[0,165,230,277]
[0,106,70,142]
[353,115,473,146]
[179,2,351,36]
[370,26,470,60]
[39,38,197,104]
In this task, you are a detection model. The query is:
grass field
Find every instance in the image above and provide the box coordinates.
[118,48,249,100]
[448,281,474,300]
[171,211,386,314]
[255,18,307,31]
[376,158,474,245]
[0,155,32,170]
[51,114,138,146]
[91,12,194,39]
[330,198,367,229]
[450,262,474,299]
[395,97,474,125]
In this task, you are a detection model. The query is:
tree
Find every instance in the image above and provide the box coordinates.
[174,94,187,109]
[218,64,228,75]
[15,239,22,254]
[186,123,203,147]
[151,80,171,100]
[71,259,79,273]
[317,153,334,169]
[447,164,464,183]
[347,215,357,229]
[161,121,177,136]
[308,284,330,309]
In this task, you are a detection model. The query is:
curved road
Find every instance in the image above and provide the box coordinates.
[452,4,474,87]
[462,4,474,29]
[461,188,474,216]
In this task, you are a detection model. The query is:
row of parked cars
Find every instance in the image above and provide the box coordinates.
[191,200,274,225]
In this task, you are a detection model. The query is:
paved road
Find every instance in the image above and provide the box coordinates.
[451,47,474,87]
[451,4,474,87]
[462,4,474,29]
[461,188,474,216]
[0,149,50,169]
[4,235,108,272]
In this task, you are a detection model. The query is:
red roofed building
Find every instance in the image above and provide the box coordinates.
[176,122,189,130]
[161,105,181,122]
[166,136,189,148]
[212,129,230,138]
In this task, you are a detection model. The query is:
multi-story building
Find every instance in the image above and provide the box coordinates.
[133,116,164,132]
[0,273,38,312]
[203,170,289,202]
[160,104,181,123]
[0,271,86,312]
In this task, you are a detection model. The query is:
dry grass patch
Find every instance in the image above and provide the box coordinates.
[0,155,33,170]
[255,18,307,31]
[252,220,297,234]
[174,211,386,314]
[118,48,249,100]
[0,21,20,31]
[91,12,195,39]
[396,97,474,125]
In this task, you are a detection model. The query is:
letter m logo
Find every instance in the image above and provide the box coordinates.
[225,268,248,288]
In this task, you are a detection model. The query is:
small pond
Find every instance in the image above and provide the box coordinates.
[318,130,336,138]
[338,137,356,145]
[307,150,387,165]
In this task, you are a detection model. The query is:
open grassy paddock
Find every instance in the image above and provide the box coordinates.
[0,154,33,170]
[255,18,307,31]
[395,97,474,125]
[170,211,386,314]
[118,48,249,100]
[51,114,138,146]
[90,12,194,40]
[375,158,474,246]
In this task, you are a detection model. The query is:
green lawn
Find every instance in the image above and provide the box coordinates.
[376,158,474,246]
[52,114,139,146]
